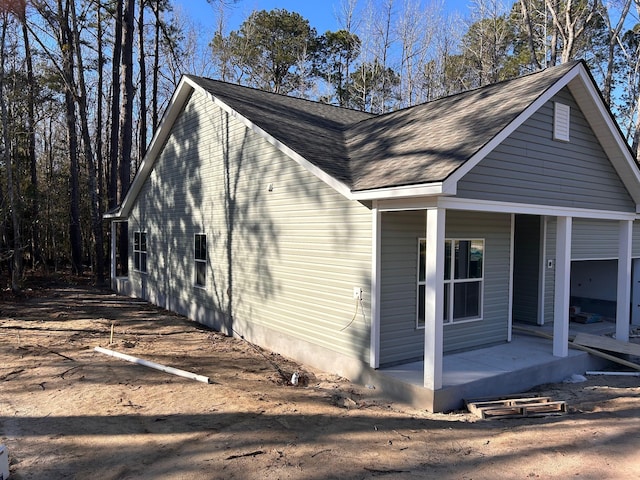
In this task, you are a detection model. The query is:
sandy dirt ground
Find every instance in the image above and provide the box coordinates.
[1,277,640,479]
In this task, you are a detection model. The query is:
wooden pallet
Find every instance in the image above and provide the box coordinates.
[466,396,567,419]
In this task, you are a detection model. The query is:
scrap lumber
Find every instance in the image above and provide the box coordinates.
[586,371,640,377]
[512,325,568,341]
[466,396,567,419]
[513,325,640,372]
[571,344,640,371]
[573,332,640,357]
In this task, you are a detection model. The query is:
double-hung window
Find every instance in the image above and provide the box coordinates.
[194,233,207,287]
[417,238,484,327]
[133,231,147,273]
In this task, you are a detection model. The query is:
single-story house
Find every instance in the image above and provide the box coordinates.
[105,60,640,411]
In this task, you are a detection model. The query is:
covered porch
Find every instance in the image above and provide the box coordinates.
[370,201,636,412]
[376,320,617,412]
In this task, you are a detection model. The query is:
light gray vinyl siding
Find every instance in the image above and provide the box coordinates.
[572,219,620,260]
[542,217,621,325]
[543,217,556,325]
[379,210,511,365]
[457,89,635,212]
[379,211,425,364]
[633,221,640,258]
[127,88,373,362]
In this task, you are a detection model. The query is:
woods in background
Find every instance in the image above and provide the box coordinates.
[1,0,639,290]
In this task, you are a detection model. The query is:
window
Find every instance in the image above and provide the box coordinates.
[417,238,484,327]
[194,233,207,287]
[133,231,147,273]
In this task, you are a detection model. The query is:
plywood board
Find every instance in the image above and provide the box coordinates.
[573,332,640,357]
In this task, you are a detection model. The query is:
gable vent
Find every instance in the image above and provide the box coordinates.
[553,102,570,142]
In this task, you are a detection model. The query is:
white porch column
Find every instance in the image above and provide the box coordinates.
[616,220,632,342]
[424,207,445,390]
[110,221,117,290]
[553,216,572,357]
[370,203,382,368]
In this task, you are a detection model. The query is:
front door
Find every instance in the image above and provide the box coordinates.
[632,258,640,326]
[512,215,543,325]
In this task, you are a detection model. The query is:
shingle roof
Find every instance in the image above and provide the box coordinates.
[187,61,581,192]
[184,76,373,185]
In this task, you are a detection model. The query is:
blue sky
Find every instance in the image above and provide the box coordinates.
[177,0,476,35]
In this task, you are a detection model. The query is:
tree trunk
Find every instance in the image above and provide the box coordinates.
[519,0,543,70]
[70,1,105,284]
[117,0,135,277]
[96,4,106,220]
[96,0,106,282]
[109,0,123,211]
[1,12,23,291]
[152,0,161,131]
[602,0,631,105]
[138,0,147,164]
[119,0,134,199]
[57,0,83,275]
[21,14,41,269]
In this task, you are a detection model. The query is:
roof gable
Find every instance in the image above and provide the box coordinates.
[456,88,636,212]
[108,61,640,219]
[347,62,581,193]
[186,76,373,186]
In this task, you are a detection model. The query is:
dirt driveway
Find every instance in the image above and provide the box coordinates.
[1,279,640,479]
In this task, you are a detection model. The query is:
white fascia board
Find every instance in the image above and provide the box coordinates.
[440,196,637,221]
[103,210,124,220]
[197,88,354,199]
[349,182,450,201]
[111,76,197,219]
[444,64,582,188]
[567,71,640,206]
[376,196,439,212]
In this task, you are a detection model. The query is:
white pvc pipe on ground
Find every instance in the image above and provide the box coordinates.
[586,371,640,377]
[94,346,211,384]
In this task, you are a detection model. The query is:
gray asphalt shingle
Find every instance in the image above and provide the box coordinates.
[186,61,580,192]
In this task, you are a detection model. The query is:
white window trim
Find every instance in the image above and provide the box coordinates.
[417,237,485,329]
[133,231,148,274]
[194,233,207,289]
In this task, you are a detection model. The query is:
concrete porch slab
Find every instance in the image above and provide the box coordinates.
[372,326,615,412]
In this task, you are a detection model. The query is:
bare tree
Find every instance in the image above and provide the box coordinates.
[600,0,632,105]
[70,1,105,283]
[109,0,122,211]
[545,0,599,63]
[18,4,41,269]
[0,10,23,290]
[119,0,134,203]
[138,0,147,164]
[463,0,513,86]
[396,0,438,106]
[519,0,544,69]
